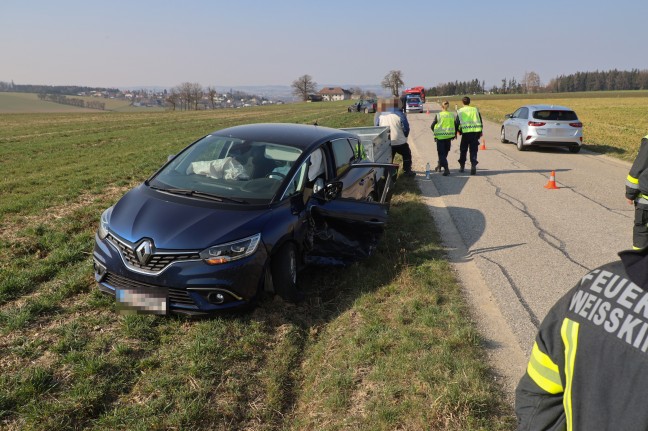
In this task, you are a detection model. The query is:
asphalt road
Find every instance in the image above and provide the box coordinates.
[405,102,633,401]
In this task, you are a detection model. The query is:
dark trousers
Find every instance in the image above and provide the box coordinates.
[634,205,648,249]
[436,139,452,169]
[458,132,481,167]
[391,143,412,172]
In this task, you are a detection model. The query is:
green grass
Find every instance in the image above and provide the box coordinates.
[0,100,518,430]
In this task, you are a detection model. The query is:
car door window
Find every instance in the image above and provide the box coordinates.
[518,108,529,120]
[348,137,366,160]
[281,147,327,200]
[512,108,523,118]
[331,138,356,177]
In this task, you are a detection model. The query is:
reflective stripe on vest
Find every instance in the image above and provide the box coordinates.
[458,106,482,133]
[433,111,456,139]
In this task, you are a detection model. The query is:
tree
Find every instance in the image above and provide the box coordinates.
[205,86,218,109]
[522,71,541,93]
[291,74,317,101]
[382,70,404,97]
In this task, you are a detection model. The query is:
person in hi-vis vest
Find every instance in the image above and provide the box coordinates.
[455,96,483,175]
[430,100,457,176]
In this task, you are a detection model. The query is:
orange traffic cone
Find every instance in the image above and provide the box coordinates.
[480,137,487,150]
[544,171,559,189]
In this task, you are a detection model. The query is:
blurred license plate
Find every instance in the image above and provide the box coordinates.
[116,286,168,315]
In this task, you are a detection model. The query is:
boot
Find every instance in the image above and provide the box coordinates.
[434,163,441,172]
[470,165,476,175]
[459,164,465,173]
[443,167,450,176]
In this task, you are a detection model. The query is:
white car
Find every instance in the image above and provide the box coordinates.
[405,96,423,113]
[500,105,583,153]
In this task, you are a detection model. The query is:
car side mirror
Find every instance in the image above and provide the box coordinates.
[167,154,175,161]
[504,114,512,119]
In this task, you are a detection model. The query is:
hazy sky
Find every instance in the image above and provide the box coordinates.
[2,0,646,90]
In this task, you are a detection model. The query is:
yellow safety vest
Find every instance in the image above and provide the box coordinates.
[457,106,483,133]
[433,111,456,139]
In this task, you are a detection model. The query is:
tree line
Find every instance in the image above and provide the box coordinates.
[0,81,119,96]
[546,69,648,93]
[165,82,265,110]
[37,93,106,110]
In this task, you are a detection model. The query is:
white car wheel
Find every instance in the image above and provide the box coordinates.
[516,133,525,151]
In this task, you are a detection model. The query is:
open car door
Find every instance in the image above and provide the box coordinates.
[305,163,398,265]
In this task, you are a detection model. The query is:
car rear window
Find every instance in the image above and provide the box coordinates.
[532,110,578,121]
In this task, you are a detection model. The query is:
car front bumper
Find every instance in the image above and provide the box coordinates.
[93,233,268,315]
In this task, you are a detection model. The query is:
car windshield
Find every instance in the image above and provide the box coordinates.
[149,134,302,204]
[533,110,578,121]
[408,98,421,103]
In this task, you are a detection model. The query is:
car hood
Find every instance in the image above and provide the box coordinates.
[108,185,270,250]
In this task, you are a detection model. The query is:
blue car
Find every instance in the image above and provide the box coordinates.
[93,123,397,315]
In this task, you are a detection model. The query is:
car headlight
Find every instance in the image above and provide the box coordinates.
[200,233,261,265]
[98,207,113,240]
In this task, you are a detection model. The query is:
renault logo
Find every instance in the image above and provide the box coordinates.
[135,240,154,265]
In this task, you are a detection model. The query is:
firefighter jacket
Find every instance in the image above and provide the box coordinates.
[516,246,648,430]
[626,135,648,207]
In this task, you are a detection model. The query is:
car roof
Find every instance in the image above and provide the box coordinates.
[522,104,575,111]
[210,123,354,150]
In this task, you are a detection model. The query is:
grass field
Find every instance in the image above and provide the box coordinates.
[0,92,157,113]
[438,91,648,160]
[0,101,515,430]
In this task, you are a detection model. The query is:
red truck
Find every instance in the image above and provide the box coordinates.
[403,86,426,103]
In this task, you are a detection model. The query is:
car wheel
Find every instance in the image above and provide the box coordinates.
[500,127,507,143]
[516,133,525,151]
[271,242,301,302]
[569,145,581,153]
[364,108,369,114]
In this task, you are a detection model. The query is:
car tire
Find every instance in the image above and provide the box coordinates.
[500,127,507,143]
[271,242,301,302]
[516,133,526,151]
[364,108,369,114]
[569,146,581,153]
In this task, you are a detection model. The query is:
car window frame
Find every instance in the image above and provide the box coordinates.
[330,138,357,178]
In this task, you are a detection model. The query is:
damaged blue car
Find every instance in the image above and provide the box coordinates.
[93,123,397,315]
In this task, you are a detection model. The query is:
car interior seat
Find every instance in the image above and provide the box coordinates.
[245,145,277,179]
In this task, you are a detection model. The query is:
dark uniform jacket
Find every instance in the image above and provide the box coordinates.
[516,247,648,430]
[626,136,648,207]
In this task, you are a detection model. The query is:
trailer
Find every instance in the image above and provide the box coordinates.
[340,126,391,163]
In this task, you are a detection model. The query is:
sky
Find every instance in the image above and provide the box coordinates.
[1,0,647,91]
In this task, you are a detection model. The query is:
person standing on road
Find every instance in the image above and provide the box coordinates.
[374,97,415,177]
[515,246,648,430]
[430,100,456,176]
[455,96,483,175]
[626,134,648,249]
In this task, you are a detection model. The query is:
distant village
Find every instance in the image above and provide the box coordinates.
[83,88,284,110]
[0,81,384,111]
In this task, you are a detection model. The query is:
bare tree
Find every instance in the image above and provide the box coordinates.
[351,86,364,99]
[206,86,218,109]
[189,82,203,110]
[174,82,204,110]
[522,71,541,93]
[381,70,404,97]
[291,74,317,101]
[165,89,179,110]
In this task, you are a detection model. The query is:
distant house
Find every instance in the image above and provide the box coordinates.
[318,87,352,101]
